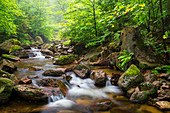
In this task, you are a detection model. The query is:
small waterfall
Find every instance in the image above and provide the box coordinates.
[30,47,45,59]
[48,90,64,103]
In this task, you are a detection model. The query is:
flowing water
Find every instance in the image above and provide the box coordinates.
[0,48,167,113]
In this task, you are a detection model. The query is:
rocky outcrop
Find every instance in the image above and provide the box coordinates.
[0,59,17,73]
[35,36,44,44]
[73,64,91,79]
[91,71,108,87]
[42,69,65,77]
[14,85,48,101]
[118,64,144,92]
[53,55,78,65]
[0,78,14,104]
[41,49,53,56]
[1,54,20,62]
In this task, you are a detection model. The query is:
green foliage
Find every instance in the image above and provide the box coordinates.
[63,40,71,46]
[118,50,134,70]
[152,65,170,74]
[9,45,21,53]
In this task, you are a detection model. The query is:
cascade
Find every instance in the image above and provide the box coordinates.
[30,47,45,59]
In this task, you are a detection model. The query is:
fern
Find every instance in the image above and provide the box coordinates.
[118,50,134,70]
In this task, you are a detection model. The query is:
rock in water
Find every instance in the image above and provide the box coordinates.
[155,101,170,110]
[0,78,14,104]
[118,64,144,92]
[130,91,149,103]
[91,70,108,87]
[14,85,48,101]
[73,64,91,79]
[42,70,64,77]
[53,55,78,65]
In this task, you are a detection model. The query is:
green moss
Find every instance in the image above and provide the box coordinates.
[63,40,71,46]
[124,64,140,77]
[2,54,20,61]
[58,55,71,63]
[12,39,21,45]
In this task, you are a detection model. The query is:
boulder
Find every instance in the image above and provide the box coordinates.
[29,66,43,71]
[0,39,21,55]
[1,54,20,62]
[130,91,149,103]
[91,70,108,87]
[155,101,170,110]
[0,59,17,73]
[118,64,144,92]
[41,49,53,56]
[138,82,157,96]
[35,78,68,96]
[0,78,14,104]
[88,99,113,111]
[14,85,48,101]
[73,64,91,79]
[156,89,170,101]
[42,70,65,77]
[53,55,78,65]
[35,36,44,44]
[0,69,18,84]
[143,73,157,83]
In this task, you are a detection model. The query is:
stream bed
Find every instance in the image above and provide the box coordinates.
[0,49,167,113]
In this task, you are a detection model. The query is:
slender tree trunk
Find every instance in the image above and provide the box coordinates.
[92,0,97,37]
[159,0,169,61]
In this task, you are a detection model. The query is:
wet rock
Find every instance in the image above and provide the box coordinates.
[35,36,44,44]
[14,85,48,101]
[144,73,157,83]
[1,54,20,62]
[29,66,43,71]
[130,91,149,103]
[41,49,53,56]
[0,69,18,84]
[138,82,157,96]
[110,73,121,85]
[28,52,36,57]
[118,64,144,92]
[63,74,72,83]
[0,78,14,104]
[53,55,78,65]
[27,75,40,79]
[42,69,65,77]
[35,78,68,96]
[45,55,51,59]
[155,101,170,110]
[73,64,91,79]
[0,59,17,73]
[19,78,32,84]
[127,88,135,97]
[89,99,113,111]
[91,70,108,87]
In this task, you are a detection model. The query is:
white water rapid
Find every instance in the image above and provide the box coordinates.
[30,47,45,59]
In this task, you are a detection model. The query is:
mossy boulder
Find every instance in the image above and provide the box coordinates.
[0,69,18,84]
[0,59,17,73]
[53,55,78,65]
[73,64,91,78]
[130,91,149,103]
[2,54,20,62]
[143,73,157,83]
[0,39,21,55]
[138,82,157,96]
[118,64,144,92]
[41,49,53,56]
[10,48,29,58]
[0,78,14,104]
[35,36,44,44]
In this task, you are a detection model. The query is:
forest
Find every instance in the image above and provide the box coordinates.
[0,0,170,113]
